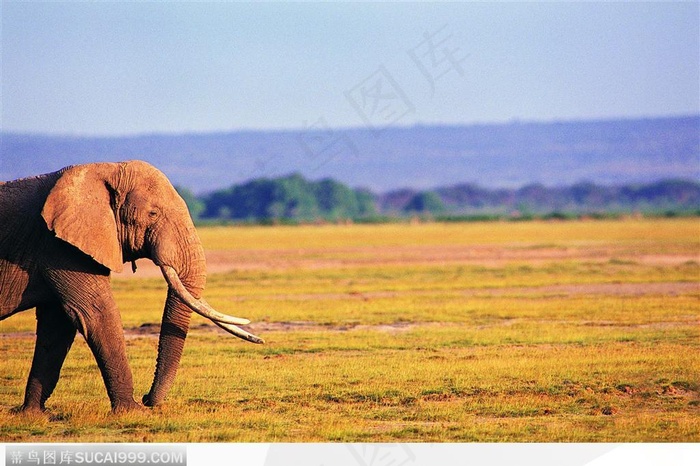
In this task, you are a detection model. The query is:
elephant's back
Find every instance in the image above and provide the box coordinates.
[0,170,64,246]
[0,170,64,204]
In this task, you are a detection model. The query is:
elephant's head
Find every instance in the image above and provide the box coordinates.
[40,160,262,406]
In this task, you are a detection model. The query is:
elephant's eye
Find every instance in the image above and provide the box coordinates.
[148,209,160,219]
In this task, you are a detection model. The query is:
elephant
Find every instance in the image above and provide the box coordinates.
[0,160,263,413]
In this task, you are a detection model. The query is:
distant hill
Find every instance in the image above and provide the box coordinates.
[1,115,698,192]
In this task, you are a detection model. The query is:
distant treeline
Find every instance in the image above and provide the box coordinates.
[178,174,376,223]
[177,176,700,224]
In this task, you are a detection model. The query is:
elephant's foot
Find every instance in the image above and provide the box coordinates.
[13,403,69,421]
[142,393,157,407]
[111,399,145,414]
[11,403,47,415]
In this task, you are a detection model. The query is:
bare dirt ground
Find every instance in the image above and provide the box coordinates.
[109,280,699,339]
[106,234,699,339]
[111,243,698,339]
[468,281,700,297]
[114,245,699,279]
[3,242,690,341]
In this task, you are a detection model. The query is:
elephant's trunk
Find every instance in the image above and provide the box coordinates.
[142,224,207,407]
[143,224,262,407]
[142,289,193,407]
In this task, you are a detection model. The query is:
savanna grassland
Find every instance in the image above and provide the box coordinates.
[1,219,699,442]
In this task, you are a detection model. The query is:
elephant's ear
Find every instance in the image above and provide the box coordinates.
[42,164,124,273]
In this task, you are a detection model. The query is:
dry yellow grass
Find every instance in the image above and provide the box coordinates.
[1,219,698,441]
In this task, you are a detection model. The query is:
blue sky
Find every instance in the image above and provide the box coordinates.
[1,1,698,136]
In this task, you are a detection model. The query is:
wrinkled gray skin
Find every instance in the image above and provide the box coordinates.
[0,161,210,412]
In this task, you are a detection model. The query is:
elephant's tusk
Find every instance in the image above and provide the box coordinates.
[213,321,265,344]
[160,266,251,326]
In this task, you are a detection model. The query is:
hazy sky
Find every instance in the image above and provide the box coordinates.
[2,1,698,136]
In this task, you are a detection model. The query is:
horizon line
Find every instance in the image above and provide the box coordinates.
[2,113,698,140]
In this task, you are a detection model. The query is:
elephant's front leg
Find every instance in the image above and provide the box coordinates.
[44,268,141,412]
[80,298,142,412]
[21,303,77,412]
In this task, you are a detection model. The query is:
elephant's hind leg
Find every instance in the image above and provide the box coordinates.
[21,303,77,412]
